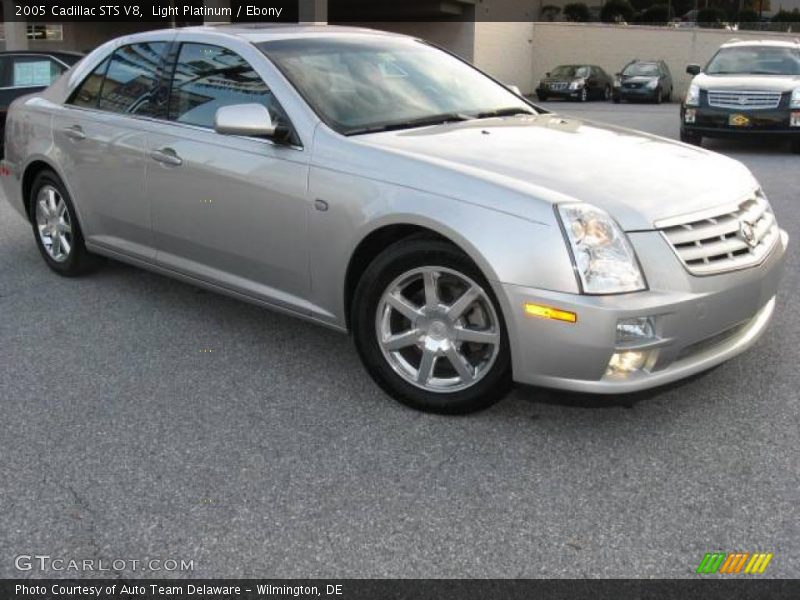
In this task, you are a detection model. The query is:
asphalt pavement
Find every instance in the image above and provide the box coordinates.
[0,102,797,578]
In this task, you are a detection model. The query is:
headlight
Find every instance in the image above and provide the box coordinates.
[645,78,659,89]
[791,87,800,108]
[569,79,585,90]
[685,83,700,107]
[557,203,647,294]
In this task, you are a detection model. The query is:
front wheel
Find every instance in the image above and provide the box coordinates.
[579,88,588,102]
[603,85,611,101]
[352,239,512,414]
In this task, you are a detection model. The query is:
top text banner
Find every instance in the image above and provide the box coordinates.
[7,0,542,22]
[9,2,301,22]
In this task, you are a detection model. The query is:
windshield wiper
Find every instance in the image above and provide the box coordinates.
[346,113,474,136]
[472,107,535,119]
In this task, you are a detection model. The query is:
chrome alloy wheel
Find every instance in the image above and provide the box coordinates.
[375,267,501,393]
[35,185,72,263]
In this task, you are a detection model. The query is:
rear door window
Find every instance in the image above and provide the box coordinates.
[97,42,168,117]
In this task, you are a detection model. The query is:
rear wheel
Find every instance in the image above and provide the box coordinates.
[579,88,588,102]
[655,87,663,104]
[603,85,611,101]
[29,170,98,276]
[680,128,702,147]
[352,239,512,414]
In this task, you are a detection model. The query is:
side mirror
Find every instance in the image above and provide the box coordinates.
[215,103,278,138]
[686,64,701,76]
[506,84,522,95]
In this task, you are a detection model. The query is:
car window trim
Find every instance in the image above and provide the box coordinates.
[163,40,302,149]
[62,97,304,153]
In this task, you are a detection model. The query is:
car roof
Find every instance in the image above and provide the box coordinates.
[720,39,800,49]
[179,23,404,43]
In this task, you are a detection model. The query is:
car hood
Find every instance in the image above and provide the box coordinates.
[356,114,758,231]
[693,73,800,91]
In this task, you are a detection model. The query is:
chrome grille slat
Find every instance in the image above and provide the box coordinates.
[707,90,781,110]
[661,194,778,275]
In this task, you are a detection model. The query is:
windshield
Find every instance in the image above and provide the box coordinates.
[705,46,800,75]
[623,63,660,77]
[259,37,534,135]
[551,65,589,78]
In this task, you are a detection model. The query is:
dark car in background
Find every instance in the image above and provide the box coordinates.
[536,65,613,102]
[613,59,673,104]
[0,51,83,154]
[681,40,800,153]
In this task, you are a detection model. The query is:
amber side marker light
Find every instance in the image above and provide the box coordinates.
[524,303,577,323]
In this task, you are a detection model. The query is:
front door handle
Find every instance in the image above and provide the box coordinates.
[150,147,183,167]
[63,125,86,141]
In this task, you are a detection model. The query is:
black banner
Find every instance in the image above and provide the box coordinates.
[2,580,800,600]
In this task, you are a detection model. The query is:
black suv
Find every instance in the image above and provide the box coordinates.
[613,60,673,104]
[680,40,800,153]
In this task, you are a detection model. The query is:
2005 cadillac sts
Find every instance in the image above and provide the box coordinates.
[1,25,788,413]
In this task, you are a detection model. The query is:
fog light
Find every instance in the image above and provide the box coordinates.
[606,351,648,377]
[616,317,655,344]
[684,108,696,124]
[791,112,800,127]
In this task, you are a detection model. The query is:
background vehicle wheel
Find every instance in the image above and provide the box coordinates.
[536,93,548,102]
[680,129,702,147]
[29,170,98,276]
[791,140,800,154]
[352,238,512,414]
[579,88,588,102]
[655,87,663,104]
[613,96,621,104]
[603,85,611,101]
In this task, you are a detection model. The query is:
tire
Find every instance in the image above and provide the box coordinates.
[655,87,663,104]
[680,128,702,147]
[29,169,98,276]
[352,238,512,414]
[536,93,548,102]
[613,96,621,104]
[791,140,800,154]
[603,85,611,101]
[579,88,588,102]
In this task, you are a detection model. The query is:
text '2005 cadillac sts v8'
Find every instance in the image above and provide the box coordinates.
[1,25,789,413]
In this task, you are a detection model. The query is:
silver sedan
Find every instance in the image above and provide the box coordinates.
[1,25,788,413]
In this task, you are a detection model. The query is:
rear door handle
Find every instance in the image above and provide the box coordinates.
[150,147,183,167]
[63,125,86,141]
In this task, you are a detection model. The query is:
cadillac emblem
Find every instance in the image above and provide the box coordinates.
[740,220,758,248]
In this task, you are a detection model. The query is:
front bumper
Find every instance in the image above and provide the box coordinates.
[682,104,800,138]
[500,228,788,393]
[615,86,658,101]
[537,86,584,100]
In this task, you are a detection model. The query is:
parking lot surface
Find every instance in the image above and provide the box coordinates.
[1,103,797,578]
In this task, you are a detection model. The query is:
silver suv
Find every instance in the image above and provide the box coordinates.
[1,25,788,413]
[682,39,800,151]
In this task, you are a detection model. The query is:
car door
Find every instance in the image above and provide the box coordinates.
[146,41,311,313]
[51,40,171,261]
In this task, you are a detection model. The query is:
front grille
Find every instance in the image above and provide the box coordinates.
[623,82,643,89]
[660,193,779,276]
[707,90,782,110]
[548,82,568,91]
